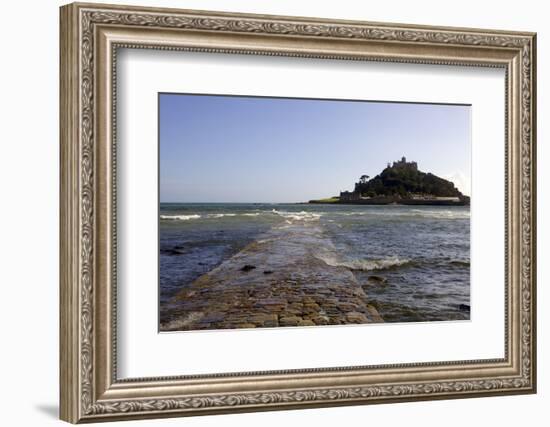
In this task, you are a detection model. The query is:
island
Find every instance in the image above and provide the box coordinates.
[309,157,470,206]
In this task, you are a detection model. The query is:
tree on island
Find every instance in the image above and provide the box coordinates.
[359,174,370,184]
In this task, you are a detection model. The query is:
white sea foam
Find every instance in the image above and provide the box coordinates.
[331,209,469,220]
[272,209,321,222]
[160,212,264,221]
[316,254,412,271]
[207,213,237,218]
[160,214,201,221]
[408,209,470,219]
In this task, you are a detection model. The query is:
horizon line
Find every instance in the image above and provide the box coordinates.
[160,201,305,204]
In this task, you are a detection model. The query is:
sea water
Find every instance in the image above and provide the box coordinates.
[159,203,470,324]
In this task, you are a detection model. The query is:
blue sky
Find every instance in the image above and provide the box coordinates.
[160,93,471,203]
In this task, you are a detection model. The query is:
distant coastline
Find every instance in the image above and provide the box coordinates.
[308,196,469,206]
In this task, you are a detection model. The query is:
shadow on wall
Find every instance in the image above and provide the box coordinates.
[35,404,58,419]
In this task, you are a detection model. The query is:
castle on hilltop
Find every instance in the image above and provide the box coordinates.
[328,156,469,205]
[387,156,417,171]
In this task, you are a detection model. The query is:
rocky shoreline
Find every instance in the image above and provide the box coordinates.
[160,222,383,331]
[309,197,469,206]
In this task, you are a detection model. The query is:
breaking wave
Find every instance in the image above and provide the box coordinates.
[271,209,321,222]
[316,254,412,271]
[408,209,470,219]
[207,213,237,218]
[160,212,260,221]
[333,209,469,220]
[160,214,201,221]
[159,208,467,223]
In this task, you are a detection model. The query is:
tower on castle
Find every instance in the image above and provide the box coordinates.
[391,156,418,170]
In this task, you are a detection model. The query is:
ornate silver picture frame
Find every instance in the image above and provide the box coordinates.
[60,2,536,423]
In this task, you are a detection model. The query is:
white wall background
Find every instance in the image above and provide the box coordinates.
[0,1,545,426]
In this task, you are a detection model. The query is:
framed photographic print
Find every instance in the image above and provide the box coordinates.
[158,95,471,331]
[60,2,537,423]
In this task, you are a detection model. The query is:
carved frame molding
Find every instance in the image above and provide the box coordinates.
[60,2,536,423]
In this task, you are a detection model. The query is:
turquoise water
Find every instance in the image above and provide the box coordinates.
[160,203,470,324]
